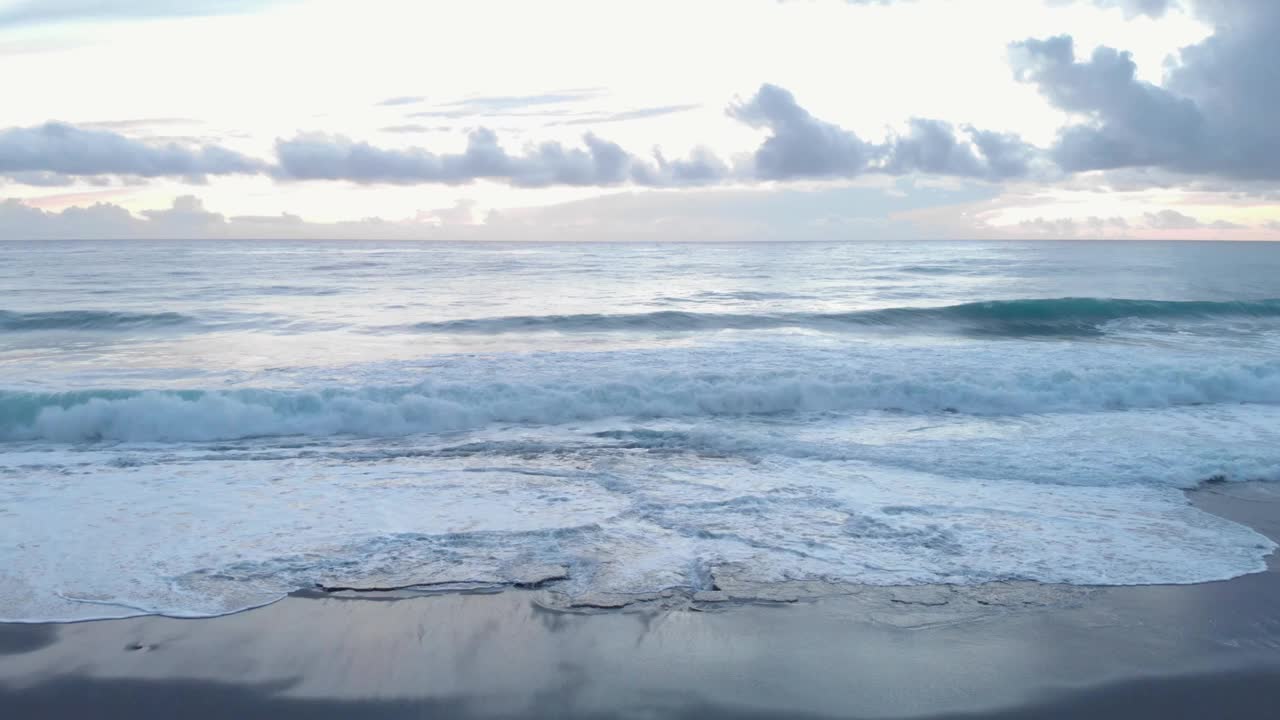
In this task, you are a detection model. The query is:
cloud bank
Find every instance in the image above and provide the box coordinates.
[0,123,266,182]
[1012,2,1280,180]
[271,84,1039,188]
[273,129,727,188]
[1,1,1274,197]
[728,84,1040,181]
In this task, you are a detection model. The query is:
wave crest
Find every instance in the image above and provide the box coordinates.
[398,298,1280,336]
[0,310,193,331]
[5,359,1280,443]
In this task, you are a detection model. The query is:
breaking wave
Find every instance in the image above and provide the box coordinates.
[5,358,1280,443]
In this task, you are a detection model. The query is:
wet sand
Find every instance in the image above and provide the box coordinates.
[3,482,1280,719]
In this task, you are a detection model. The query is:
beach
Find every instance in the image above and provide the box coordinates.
[5,0,1280,714]
[4,481,1278,719]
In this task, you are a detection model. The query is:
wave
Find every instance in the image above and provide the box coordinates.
[396,298,1280,337]
[5,359,1280,443]
[0,309,193,331]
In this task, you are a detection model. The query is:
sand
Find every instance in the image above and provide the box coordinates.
[3,481,1280,719]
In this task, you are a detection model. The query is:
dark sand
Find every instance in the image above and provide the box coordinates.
[3,482,1280,719]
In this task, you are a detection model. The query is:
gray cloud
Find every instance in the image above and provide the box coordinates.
[809,0,1177,17]
[727,84,874,178]
[417,199,478,226]
[0,123,265,182]
[1019,215,1130,237]
[0,178,999,241]
[1143,209,1242,230]
[142,195,225,226]
[0,195,488,241]
[1144,209,1199,229]
[0,82,1039,190]
[634,147,732,186]
[0,0,288,27]
[1046,0,1178,17]
[0,198,144,239]
[1,171,76,187]
[0,196,304,240]
[1012,3,1280,180]
[728,84,1040,181]
[274,128,727,188]
[1101,0,1178,17]
[276,84,1042,187]
[1011,36,1205,173]
[228,212,305,226]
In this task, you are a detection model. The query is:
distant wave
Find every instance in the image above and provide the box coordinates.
[0,310,194,331]
[397,298,1280,337]
[5,359,1280,443]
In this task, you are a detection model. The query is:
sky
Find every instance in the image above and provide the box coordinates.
[1,0,1278,241]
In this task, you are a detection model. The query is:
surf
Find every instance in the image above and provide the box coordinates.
[395,298,1280,337]
[5,356,1280,443]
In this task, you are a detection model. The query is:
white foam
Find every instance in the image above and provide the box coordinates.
[1,404,1274,622]
[4,341,1280,443]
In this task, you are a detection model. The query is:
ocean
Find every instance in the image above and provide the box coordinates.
[1,239,1278,622]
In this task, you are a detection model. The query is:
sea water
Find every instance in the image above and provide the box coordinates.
[1,239,1278,621]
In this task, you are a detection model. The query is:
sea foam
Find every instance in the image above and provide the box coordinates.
[4,356,1279,443]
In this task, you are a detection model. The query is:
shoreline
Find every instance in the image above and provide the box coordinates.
[3,481,1279,718]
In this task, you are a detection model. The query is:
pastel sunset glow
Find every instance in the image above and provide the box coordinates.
[1,0,1277,239]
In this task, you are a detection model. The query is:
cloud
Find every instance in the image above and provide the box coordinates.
[0,179,995,241]
[375,96,427,107]
[728,84,1040,181]
[1098,0,1177,17]
[1012,4,1280,180]
[1010,36,1205,173]
[79,118,200,131]
[807,0,1176,18]
[142,195,225,226]
[379,124,452,134]
[1,171,76,187]
[1046,0,1178,18]
[727,84,874,178]
[1143,209,1242,230]
[0,195,415,240]
[0,83,1041,190]
[1143,209,1199,229]
[228,212,305,226]
[274,127,728,188]
[407,89,606,119]
[555,104,701,126]
[274,84,1041,188]
[415,199,477,226]
[0,0,288,28]
[466,180,998,242]
[0,123,265,182]
[1018,215,1130,238]
[0,197,142,239]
